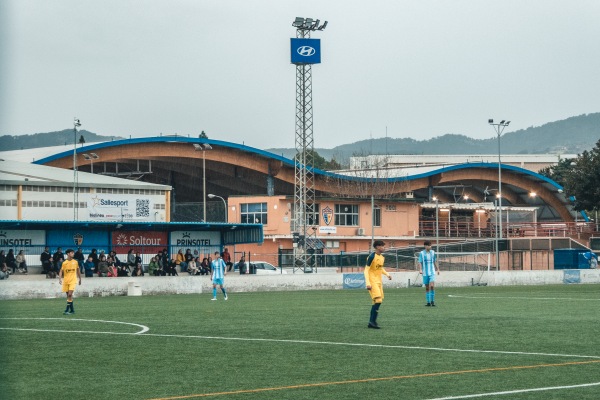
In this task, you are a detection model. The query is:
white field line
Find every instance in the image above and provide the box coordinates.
[448,295,600,301]
[0,317,149,334]
[426,381,600,399]
[1,317,599,359]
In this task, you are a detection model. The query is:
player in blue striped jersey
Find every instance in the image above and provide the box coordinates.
[211,251,228,301]
[418,240,440,306]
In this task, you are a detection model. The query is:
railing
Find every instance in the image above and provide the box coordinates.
[418,221,598,239]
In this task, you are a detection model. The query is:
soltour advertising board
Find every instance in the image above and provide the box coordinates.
[111,231,168,254]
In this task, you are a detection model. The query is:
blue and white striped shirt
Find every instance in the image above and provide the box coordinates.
[418,250,437,276]
[211,258,226,280]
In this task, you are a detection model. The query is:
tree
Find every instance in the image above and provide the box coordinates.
[78,134,86,147]
[538,157,575,187]
[562,140,600,211]
[199,130,208,139]
[295,149,341,171]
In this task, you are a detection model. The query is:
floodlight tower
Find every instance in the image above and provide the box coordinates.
[73,118,81,221]
[291,17,327,273]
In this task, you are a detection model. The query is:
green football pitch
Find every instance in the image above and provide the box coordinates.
[1,284,600,399]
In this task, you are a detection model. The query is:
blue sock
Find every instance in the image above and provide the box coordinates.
[212,288,217,298]
[426,292,431,303]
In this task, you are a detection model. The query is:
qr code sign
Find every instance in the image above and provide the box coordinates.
[136,199,150,217]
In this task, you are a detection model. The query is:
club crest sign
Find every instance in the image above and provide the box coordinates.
[321,206,333,225]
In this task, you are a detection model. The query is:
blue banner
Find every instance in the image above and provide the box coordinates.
[291,38,321,64]
[343,273,365,289]
[47,230,110,254]
[563,269,581,284]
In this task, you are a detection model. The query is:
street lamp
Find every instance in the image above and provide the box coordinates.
[488,119,510,241]
[82,153,99,174]
[208,194,228,222]
[433,196,439,250]
[193,143,212,222]
[73,118,81,221]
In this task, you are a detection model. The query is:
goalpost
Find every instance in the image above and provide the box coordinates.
[435,252,492,272]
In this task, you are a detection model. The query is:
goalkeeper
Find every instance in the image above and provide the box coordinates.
[364,240,392,329]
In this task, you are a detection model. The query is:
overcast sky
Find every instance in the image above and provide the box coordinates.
[1,0,599,149]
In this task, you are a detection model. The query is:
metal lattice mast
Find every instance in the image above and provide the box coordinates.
[291,17,327,273]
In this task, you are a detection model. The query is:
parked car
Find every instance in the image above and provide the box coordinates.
[234,261,287,275]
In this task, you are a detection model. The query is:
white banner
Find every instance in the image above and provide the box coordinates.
[85,194,154,221]
[0,230,45,246]
[170,231,221,250]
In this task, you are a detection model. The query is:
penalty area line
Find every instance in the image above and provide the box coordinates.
[146,360,600,400]
[426,381,600,400]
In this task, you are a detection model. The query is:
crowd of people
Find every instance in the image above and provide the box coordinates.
[2,246,235,279]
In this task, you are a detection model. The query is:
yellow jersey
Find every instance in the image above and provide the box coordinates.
[61,259,80,285]
[364,252,388,287]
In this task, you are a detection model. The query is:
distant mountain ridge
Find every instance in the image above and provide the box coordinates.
[2,113,598,160]
[0,130,123,151]
[268,113,600,161]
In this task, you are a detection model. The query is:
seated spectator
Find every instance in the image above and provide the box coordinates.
[6,249,17,274]
[126,249,135,270]
[187,258,199,275]
[132,262,144,276]
[88,249,99,273]
[84,256,95,278]
[199,257,210,275]
[117,264,129,277]
[40,247,52,275]
[184,248,194,270]
[107,263,118,278]
[176,249,187,273]
[16,250,28,274]
[74,247,85,272]
[109,250,122,268]
[0,251,8,280]
[148,256,159,276]
[97,255,109,277]
[134,252,143,272]
[166,258,179,276]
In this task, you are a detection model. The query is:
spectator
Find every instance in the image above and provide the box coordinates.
[132,262,144,276]
[185,249,194,271]
[222,248,233,272]
[52,248,64,278]
[16,250,28,274]
[6,249,17,274]
[40,247,52,275]
[187,258,199,275]
[0,250,8,279]
[107,250,119,266]
[166,258,179,276]
[161,248,169,269]
[117,264,129,277]
[83,256,95,278]
[107,262,118,278]
[135,252,142,270]
[148,256,160,276]
[237,256,247,275]
[126,249,135,271]
[74,247,85,273]
[97,255,109,277]
[199,257,211,275]
[88,249,99,273]
[176,249,187,273]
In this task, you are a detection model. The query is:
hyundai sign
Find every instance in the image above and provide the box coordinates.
[291,38,321,64]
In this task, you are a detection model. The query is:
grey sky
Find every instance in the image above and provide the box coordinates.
[1,0,599,149]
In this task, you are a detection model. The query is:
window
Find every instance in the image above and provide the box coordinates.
[325,240,339,248]
[335,204,359,226]
[385,204,396,212]
[373,205,381,227]
[307,203,320,225]
[241,202,268,224]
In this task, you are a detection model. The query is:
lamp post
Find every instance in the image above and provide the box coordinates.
[208,194,227,222]
[433,197,439,250]
[488,119,510,241]
[73,118,81,221]
[82,153,99,174]
[193,143,212,222]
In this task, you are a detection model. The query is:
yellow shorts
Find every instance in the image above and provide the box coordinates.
[62,282,77,292]
[368,282,384,302]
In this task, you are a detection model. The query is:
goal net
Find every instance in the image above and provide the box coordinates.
[391,251,492,272]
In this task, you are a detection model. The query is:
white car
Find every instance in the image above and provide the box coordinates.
[251,261,288,275]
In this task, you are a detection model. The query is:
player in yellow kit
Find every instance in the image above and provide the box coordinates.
[364,240,392,329]
[59,249,81,315]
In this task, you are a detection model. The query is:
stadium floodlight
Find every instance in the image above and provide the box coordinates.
[488,117,511,268]
[82,152,100,174]
[292,17,304,27]
[292,17,328,31]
